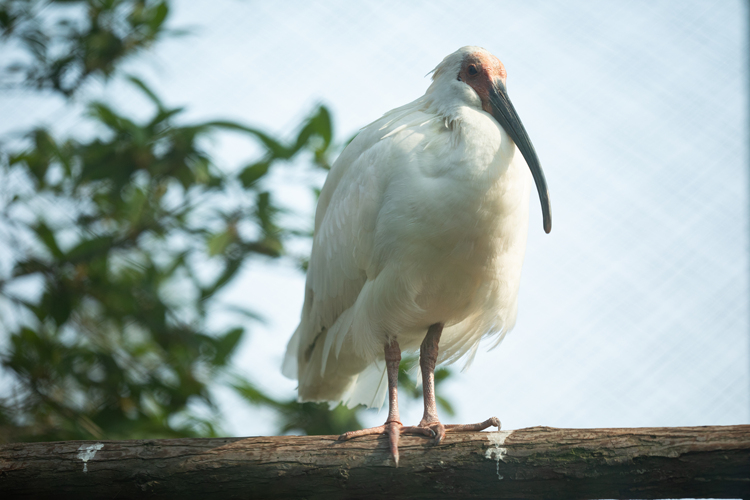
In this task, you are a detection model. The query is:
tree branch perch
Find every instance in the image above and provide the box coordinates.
[1,425,748,499]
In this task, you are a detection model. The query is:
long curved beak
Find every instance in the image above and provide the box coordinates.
[489,79,552,234]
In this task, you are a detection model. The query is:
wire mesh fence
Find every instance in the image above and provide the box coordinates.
[1,0,747,437]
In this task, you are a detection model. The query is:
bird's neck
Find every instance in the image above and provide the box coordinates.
[423,97,517,185]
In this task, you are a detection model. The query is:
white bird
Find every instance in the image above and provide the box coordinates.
[282,46,551,465]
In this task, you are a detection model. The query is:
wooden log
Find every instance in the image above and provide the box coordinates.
[1,425,748,499]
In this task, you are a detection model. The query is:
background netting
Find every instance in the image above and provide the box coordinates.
[1,0,747,435]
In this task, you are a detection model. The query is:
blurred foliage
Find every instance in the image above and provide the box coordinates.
[1,0,175,95]
[0,78,335,441]
[0,0,454,443]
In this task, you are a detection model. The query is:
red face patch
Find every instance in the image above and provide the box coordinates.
[457,51,507,114]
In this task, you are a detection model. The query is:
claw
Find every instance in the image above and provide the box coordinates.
[387,421,401,467]
[432,422,446,444]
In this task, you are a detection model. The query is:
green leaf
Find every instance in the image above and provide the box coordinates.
[148,2,170,31]
[207,229,234,257]
[219,303,265,323]
[201,258,242,299]
[206,121,293,159]
[12,257,49,278]
[214,327,244,366]
[436,395,455,417]
[238,161,270,188]
[127,75,165,109]
[230,376,278,407]
[87,102,141,137]
[32,222,64,259]
[66,235,114,261]
[124,186,147,224]
[294,105,333,153]
[42,284,74,326]
[434,367,451,384]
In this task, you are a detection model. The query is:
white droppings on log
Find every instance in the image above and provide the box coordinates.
[485,430,512,480]
[76,443,103,473]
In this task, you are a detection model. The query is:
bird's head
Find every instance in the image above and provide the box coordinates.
[430,47,552,234]
[456,50,508,113]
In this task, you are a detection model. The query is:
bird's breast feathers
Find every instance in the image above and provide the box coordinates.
[366,99,532,252]
[316,100,531,328]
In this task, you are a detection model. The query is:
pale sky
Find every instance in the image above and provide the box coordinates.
[1,0,748,436]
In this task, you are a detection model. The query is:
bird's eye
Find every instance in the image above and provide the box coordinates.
[468,65,478,76]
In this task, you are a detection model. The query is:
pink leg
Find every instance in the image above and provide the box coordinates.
[414,323,501,442]
[338,339,431,466]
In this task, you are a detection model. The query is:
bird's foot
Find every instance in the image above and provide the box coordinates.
[338,420,433,467]
[338,417,500,466]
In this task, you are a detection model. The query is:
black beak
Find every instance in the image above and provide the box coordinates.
[489,79,551,234]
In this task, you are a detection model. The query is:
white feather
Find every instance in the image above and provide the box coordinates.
[282,46,532,408]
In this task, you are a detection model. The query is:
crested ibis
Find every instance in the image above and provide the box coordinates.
[282,46,551,466]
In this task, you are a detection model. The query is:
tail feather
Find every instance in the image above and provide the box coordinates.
[287,320,376,406]
[281,325,300,380]
[342,360,388,409]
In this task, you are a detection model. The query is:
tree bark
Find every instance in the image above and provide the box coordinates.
[1,425,748,499]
